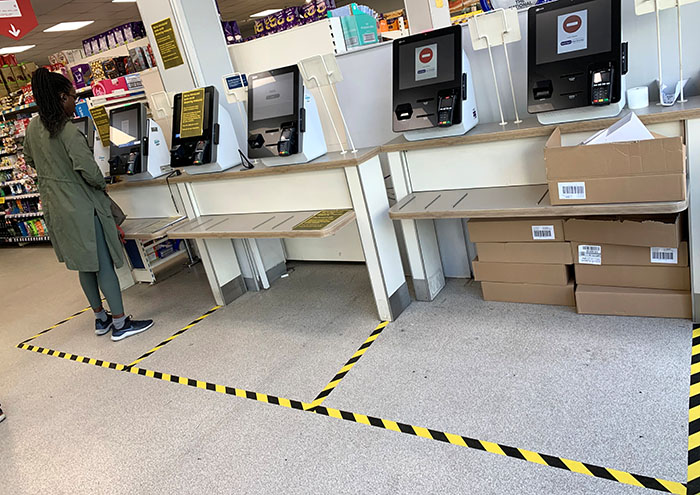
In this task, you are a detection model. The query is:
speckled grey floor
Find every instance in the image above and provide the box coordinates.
[0,246,692,494]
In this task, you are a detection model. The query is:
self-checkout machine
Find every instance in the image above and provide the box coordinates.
[392,24,479,141]
[246,63,328,166]
[387,24,480,301]
[527,0,628,124]
[107,102,172,181]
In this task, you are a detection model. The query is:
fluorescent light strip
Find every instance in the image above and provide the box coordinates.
[250,9,282,17]
[44,21,95,32]
[0,45,35,55]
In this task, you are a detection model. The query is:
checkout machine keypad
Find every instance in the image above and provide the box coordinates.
[591,69,613,105]
[438,95,455,127]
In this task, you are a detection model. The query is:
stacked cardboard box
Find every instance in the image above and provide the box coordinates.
[567,215,691,318]
[468,218,575,306]
[544,127,687,205]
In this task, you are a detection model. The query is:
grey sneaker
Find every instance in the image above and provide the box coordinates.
[95,314,113,336]
[111,317,154,342]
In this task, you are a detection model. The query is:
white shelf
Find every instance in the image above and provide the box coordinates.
[2,193,40,200]
[5,211,43,219]
[72,37,150,67]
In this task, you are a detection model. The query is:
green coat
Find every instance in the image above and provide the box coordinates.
[24,117,124,272]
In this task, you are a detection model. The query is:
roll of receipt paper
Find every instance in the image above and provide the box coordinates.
[627,87,649,110]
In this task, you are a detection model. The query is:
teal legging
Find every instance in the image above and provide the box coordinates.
[78,215,125,316]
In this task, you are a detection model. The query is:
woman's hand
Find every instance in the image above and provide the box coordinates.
[117,225,126,245]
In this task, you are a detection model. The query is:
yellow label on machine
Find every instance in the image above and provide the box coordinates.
[0,197,5,205]
[151,18,184,70]
[89,105,111,146]
[293,210,350,231]
[179,88,205,139]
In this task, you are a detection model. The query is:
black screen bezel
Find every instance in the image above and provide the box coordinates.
[247,65,301,130]
[392,25,463,132]
[527,0,623,113]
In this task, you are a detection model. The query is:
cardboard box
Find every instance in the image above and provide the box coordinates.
[574,264,690,290]
[548,174,686,206]
[545,128,687,205]
[481,281,575,306]
[475,242,573,264]
[564,215,682,247]
[473,259,571,285]
[468,218,565,243]
[575,285,691,319]
[570,241,688,267]
[545,127,686,180]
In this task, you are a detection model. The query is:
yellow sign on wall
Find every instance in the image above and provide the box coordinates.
[152,18,184,70]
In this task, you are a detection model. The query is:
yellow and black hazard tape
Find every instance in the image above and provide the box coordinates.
[688,325,700,494]
[126,305,222,367]
[18,306,93,345]
[17,338,685,494]
[306,321,388,410]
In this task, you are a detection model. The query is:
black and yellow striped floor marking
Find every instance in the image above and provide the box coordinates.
[306,321,388,410]
[688,325,700,494]
[18,306,92,345]
[126,305,222,367]
[16,337,685,494]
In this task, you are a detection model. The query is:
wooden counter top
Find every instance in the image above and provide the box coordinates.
[381,96,700,154]
[389,184,688,220]
[106,148,379,191]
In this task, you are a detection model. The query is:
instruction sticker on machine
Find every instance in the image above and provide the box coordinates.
[179,88,205,139]
[578,245,601,265]
[89,105,111,146]
[557,10,588,55]
[152,18,184,70]
[293,210,351,231]
[415,43,438,82]
[558,182,586,200]
[651,247,678,264]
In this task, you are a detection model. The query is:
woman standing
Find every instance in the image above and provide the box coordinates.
[23,68,153,341]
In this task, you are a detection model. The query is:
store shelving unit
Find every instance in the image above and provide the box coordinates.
[0,118,47,245]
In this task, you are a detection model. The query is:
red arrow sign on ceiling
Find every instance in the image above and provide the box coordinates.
[0,0,37,41]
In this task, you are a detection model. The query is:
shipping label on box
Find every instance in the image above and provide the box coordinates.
[531,225,556,240]
[578,245,602,265]
[650,247,678,265]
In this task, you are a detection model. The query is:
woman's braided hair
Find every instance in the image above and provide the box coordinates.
[31,68,74,138]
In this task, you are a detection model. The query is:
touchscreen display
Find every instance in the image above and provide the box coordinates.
[252,72,294,121]
[535,0,612,65]
[398,33,455,91]
[110,108,139,148]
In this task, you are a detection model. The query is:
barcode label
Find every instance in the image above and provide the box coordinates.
[578,245,602,265]
[650,247,678,264]
[362,33,377,43]
[532,225,555,240]
[558,182,586,200]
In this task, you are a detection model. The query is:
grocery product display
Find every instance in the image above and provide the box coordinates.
[0,117,46,244]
